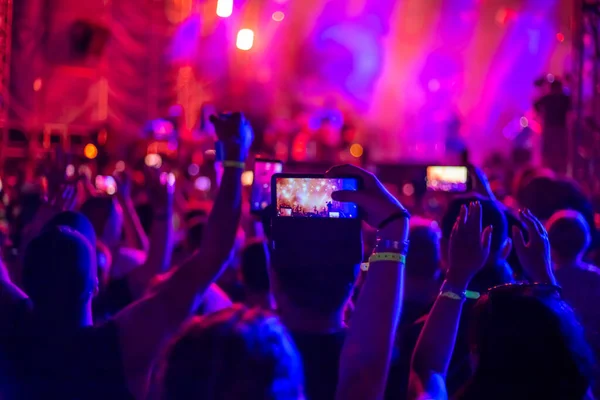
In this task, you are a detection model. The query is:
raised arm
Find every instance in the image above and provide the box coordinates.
[328,165,409,400]
[116,172,150,254]
[125,171,174,300]
[409,202,492,400]
[114,112,252,398]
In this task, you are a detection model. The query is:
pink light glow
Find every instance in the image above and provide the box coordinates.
[216,0,233,18]
[272,11,285,22]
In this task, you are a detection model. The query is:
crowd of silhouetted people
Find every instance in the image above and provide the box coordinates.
[0,112,599,400]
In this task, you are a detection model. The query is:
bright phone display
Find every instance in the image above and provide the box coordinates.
[426,166,468,192]
[275,177,358,218]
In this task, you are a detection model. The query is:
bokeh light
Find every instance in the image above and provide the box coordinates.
[402,183,415,197]
[187,163,200,176]
[272,11,285,22]
[84,144,98,160]
[236,29,254,51]
[427,79,441,92]
[195,176,211,191]
[33,78,42,92]
[556,32,565,42]
[519,117,529,128]
[115,161,126,172]
[241,171,254,186]
[66,164,75,177]
[216,0,233,18]
[145,153,163,168]
[349,143,364,158]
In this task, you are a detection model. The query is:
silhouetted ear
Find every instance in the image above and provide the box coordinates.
[500,238,512,262]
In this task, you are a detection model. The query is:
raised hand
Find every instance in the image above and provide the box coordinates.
[325,164,409,241]
[447,202,493,287]
[210,112,254,162]
[512,209,555,284]
[50,181,78,212]
[145,168,175,213]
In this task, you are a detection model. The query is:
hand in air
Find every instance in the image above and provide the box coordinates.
[145,168,175,212]
[210,112,254,162]
[325,164,409,241]
[512,209,555,284]
[447,202,493,287]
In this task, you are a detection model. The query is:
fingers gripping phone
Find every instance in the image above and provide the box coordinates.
[250,158,283,214]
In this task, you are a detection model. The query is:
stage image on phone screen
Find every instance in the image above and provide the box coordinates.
[275,178,358,218]
[252,161,283,211]
[426,166,468,192]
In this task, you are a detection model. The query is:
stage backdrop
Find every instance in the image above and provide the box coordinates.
[10,0,574,161]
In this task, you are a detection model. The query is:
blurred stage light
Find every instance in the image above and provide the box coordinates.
[216,0,233,18]
[241,171,254,186]
[33,78,42,92]
[519,117,529,128]
[66,164,75,177]
[546,73,555,83]
[402,183,415,197]
[556,33,565,42]
[195,176,211,191]
[349,143,364,158]
[115,160,126,172]
[97,129,108,145]
[236,29,254,51]
[427,79,441,92]
[187,163,200,176]
[272,11,285,22]
[84,143,98,160]
[145,153,163,168]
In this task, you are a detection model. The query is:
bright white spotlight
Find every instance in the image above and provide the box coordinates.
[216,0,233,18]
[236,29,254,51]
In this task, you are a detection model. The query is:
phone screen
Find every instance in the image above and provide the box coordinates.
[275,177,359,218]
[251,160,283,212]
[426,166,468,192]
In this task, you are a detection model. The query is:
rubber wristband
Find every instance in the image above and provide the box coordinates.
[360,253,406,272]
[439,291,465,301]
[222,160,245,169]
[369,252,406,263]
[378,211,410,230]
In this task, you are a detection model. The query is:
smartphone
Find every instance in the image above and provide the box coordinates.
[95,175,117,195]
[426,166,469,192]
[250,159,283,213]
[273,175,359,218]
